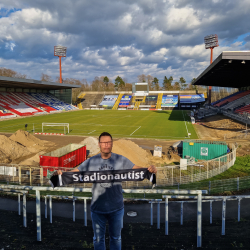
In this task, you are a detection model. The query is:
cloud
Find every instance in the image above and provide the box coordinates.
[0,0,249,85]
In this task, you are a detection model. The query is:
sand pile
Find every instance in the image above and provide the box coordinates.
[0,135,32,163]
[19,151,46,166]
[112,139,150,167]
[0,130,55,165]
[79,137,100,155]
[10,130,50,147]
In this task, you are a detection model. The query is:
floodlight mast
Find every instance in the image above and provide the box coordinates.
[54,46,67,83]
[204,34,219,104]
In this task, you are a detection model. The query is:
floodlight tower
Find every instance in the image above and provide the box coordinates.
[54,45,67,83]
[204,34,219,104]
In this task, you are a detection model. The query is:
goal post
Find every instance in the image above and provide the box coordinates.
[42,123,69,134]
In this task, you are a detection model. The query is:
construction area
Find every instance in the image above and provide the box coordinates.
[0,112,248,187]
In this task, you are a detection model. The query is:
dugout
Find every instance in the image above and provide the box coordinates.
[0,75,80,104]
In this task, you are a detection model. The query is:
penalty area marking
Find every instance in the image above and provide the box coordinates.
[130,126,141,136]
[88,130,96,134]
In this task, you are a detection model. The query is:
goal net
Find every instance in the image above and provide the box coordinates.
[42,123,69,134]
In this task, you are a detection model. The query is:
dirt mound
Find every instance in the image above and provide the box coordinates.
[19,151,46,166]
[112,139,181,167]
[79,137,100,155]
[195,115,247,140]
[112,139,150,167]
[10,130,50,147]
[0,135,31,162]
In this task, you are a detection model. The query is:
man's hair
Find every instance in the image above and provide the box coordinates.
[99,132,112,142]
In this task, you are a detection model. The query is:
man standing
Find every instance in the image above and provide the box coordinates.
[55,132,157,250]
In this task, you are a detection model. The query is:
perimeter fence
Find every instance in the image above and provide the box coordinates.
[0,143,237,191]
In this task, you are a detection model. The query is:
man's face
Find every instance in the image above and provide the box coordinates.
[99,136,113,154]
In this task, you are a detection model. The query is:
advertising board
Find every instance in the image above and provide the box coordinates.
[118,95,132,107]
[161,95,178,107]
[180,94,205,103]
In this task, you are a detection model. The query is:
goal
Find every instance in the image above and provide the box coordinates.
[42,123,69,134]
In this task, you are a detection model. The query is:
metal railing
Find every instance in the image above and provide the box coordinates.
[0,184,206,247]
[3,186,250,247]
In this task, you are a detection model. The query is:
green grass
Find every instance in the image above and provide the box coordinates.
[162,155,250,194]
[0,110,198,140]
[203,155,250,181]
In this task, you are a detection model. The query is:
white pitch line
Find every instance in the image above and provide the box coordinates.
[182,110,189,138]
[130,126,141,136]
[88,130,96,134]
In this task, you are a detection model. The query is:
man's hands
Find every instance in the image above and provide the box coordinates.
[53,170,63,176]
[52,168,79,176]
[132,165,157,173]
[148,165,157,174]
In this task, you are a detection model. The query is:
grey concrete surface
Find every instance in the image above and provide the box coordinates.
[1,196,250,224]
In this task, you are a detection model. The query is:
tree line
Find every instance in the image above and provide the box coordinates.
[0,67,200,91]
[0,67,207,103]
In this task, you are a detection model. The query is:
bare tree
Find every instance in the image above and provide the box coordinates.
[137,74,147,82]
[146,75,154,90]
[0,67,27,79]
[41,73,54,82]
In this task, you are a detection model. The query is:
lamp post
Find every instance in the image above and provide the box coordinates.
[54,46,67,83]
[204,34,219,104]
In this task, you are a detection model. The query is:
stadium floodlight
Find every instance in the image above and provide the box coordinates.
[204,34,219,104]
[204,34,219,63]
[54,45,67,83]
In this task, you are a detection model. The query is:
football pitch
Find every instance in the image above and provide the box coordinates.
[0,110,198,140]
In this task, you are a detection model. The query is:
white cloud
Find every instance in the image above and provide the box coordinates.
[0,0,249,85]
[5,42,16,51]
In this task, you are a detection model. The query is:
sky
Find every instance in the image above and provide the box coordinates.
[0,0,250,85]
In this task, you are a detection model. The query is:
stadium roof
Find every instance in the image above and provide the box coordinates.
[0,76,81,90]
[193,51,250,89]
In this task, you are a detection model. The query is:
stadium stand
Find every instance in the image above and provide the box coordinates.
[81,93,104,109]
[99,95,118,108]
[138,95,157,110]
[76,92,86,109]
[156,93,163,109]
[112,93,123,110]
[117,94,132,109]
[0,91,78,117]
[144,95,157,105]
[213,90,250,107]
[29,93,77,111]
[0,109,16,118]
[0,92,44,116]
[197,108,218,119]
[12,92,56,113]
[133,101,140,110]
[222,92,250,111]
[211,91,243,106]
[235,104,250,114]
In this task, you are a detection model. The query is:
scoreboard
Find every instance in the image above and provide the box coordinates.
[132,82,149,96]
